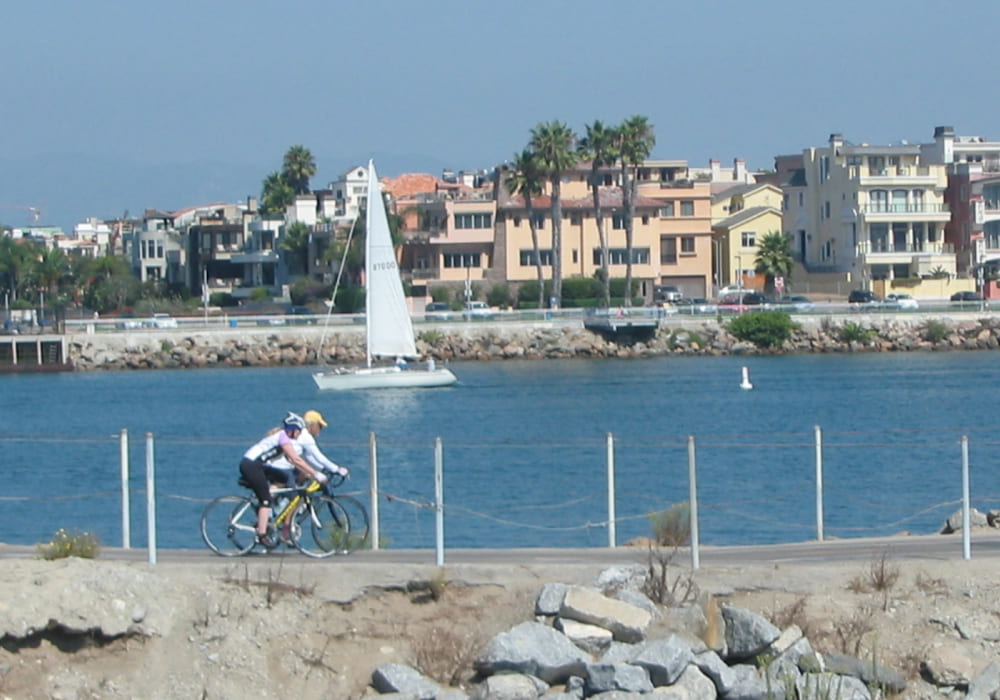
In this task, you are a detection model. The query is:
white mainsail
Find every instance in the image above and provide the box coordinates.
[364,160,417,364]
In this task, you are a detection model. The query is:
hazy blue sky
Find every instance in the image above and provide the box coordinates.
[4,0,1000,231]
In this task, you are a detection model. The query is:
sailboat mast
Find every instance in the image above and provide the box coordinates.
[365,160,374,369]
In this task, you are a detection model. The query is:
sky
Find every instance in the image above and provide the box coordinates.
[4,0,1000,233]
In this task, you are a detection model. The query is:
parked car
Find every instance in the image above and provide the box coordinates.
[114,313,142,330]
[950,291,983,302]
[424,302,454,321]
[848,289,879,305]
[717,291,768,313]
[144,313,178,329]
[653,285,682,303]
[780,295,815,312]
[462,301,496,320]
[885,293,919,310]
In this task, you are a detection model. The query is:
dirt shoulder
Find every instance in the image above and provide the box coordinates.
[1,546,998,698]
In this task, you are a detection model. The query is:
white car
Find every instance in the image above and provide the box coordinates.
[145,313,179,329]
[462,301,495,319]
[885,293,919,310]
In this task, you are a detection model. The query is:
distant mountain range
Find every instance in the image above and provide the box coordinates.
[0,151,458,233]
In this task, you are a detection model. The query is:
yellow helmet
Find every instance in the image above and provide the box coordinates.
[303,409,328,427]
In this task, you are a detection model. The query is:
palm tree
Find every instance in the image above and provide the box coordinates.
[578,120,620,308]
[754,231,794,296]
[261,171,295,214]
[0,237,37,302]
[617,115,655,308]
[282,144,317,195]
[280,221,312,277]
[530,121,577,308]
[505,149,546,309]
[34,247,70,297]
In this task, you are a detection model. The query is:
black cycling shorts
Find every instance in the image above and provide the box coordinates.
[239,458,291,507]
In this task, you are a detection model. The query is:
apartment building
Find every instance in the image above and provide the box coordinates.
[792,133,953,288]
[710,184,784,292]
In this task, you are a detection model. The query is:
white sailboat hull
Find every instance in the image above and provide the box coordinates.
[313,365,457,391]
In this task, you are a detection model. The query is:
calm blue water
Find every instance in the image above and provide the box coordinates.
[4,352,1000,550]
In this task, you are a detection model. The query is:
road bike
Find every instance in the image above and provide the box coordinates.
[200,472,369,557]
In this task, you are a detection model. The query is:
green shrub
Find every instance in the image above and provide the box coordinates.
[922,319,949,343]
[838,321,877,344]
[36,529,100,560]
[648,502,691,546]
[209,292,237,307]
[418,330,445,344]
[486,283,511,308]
[249,287,271,302]
[727,311,798,348]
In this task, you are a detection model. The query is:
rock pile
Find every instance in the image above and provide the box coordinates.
[65,315,1000,371]
[369,564,1000,699]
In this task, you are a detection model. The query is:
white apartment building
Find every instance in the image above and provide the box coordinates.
[791,133,953,287]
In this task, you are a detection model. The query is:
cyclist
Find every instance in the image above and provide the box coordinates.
[240,412,328,548]
[300,409,350,479]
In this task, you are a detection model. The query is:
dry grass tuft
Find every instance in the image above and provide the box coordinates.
[640,546,698,607]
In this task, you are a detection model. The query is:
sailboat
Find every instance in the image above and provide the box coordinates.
[312,160,458,391]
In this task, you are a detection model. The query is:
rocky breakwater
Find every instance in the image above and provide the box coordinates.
[371,563,1000,700]
[65,315,1000,371]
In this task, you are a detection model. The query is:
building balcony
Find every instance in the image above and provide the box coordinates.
[859,203,950,223]
[852,165,940,185]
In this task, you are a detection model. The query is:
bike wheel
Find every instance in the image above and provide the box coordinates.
[201,495,257,556]
[330,494,370,552]
[293,496,353,558]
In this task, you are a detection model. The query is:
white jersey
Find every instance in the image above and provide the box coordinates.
[243,429,302,473]
[296,430,342,473]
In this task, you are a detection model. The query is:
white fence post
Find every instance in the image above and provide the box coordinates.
[962,435,971,560]
[434,437,444,567]
[120,428,130,549]
[606,432,616,548]
[687,435,700,570]
[145,432,157,565]
[815,425,824,542]
[369,431,380,551]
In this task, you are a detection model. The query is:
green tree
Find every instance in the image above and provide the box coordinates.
[282,144,317,195]
[261,171,295,214]
[281,221,312,277]
[0,236,38,301]
[530,120,577,308]
[578,120,620,308]
[34,247,70,297]
[754,231,794,296]
[505,149,546,309]
[616,115,655,308]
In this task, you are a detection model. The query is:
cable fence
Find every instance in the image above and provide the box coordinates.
[5,424,998,562]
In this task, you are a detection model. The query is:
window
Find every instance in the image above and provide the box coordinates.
[641,215,649,225]
[531,213,545,229]
[824,201,830,219]
[612,214,626,229]
[680,236,695,254]
[443,252,481,268]
[570,213,581,226]
[512,216,521,227]
[741,231,756,247]
[659,202,675,217]
[593,248,650,265]
[156,242,164,258]
[680,201,694,216]
[661,237,677,264]
[454,212,493,229]
[891,189,908,213]
[870,190,887,212]
[798,192,803,207]
[519,249,552,266]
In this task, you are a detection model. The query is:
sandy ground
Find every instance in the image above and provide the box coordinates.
[1,544,998,699]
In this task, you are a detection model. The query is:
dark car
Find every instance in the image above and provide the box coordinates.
[424,302,454,321]
[848,290,878,304]
[717,291,768,312]
[950,291,983,302]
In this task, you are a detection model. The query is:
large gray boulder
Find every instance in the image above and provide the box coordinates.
[476,621,591,685]
[721,606,780,662]
[560,586,651,643]
[628,634,695,687]
[371,663,442,700]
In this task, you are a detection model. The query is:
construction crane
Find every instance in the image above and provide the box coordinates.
[0,204,42,225]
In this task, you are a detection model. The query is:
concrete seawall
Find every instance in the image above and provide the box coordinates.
[63,313,1000,371]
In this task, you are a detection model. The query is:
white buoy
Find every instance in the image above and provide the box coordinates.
[740,366,753,390]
